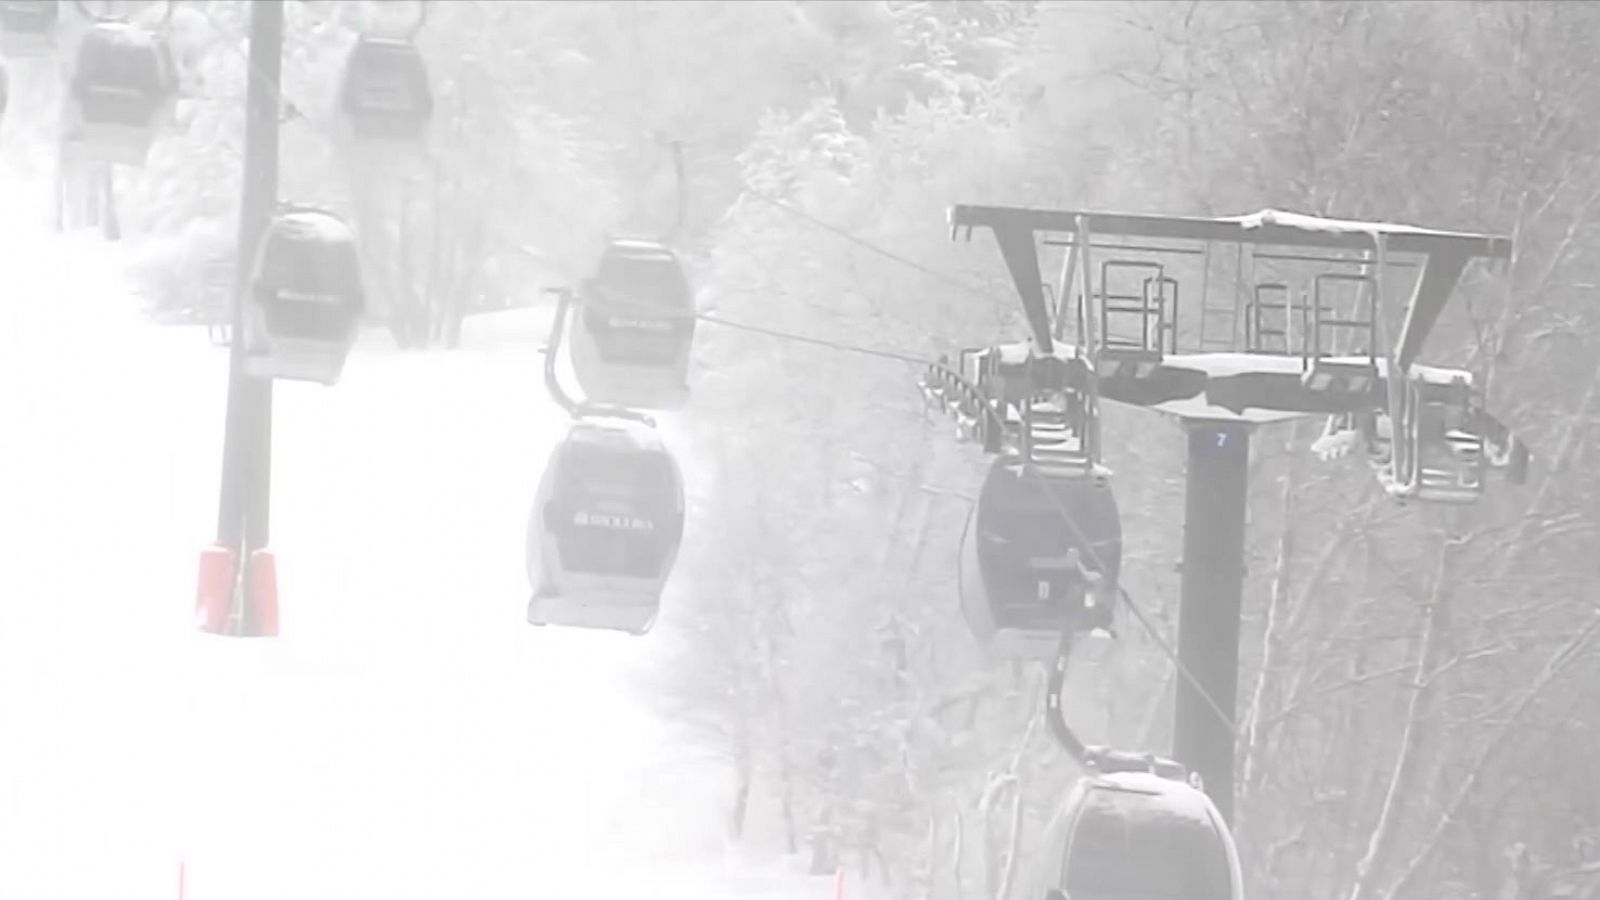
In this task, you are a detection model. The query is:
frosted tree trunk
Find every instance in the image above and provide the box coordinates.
[1346,541,1452,900]
[1380,611,1600,900]
[730,750,752,840]
[1239,429,1299,799]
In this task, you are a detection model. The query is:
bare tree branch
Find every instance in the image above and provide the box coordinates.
[1379,611,1600,900]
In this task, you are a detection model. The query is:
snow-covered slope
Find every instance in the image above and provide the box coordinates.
[0,166,841,900]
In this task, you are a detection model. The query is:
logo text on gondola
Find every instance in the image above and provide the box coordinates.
[574,511,655,531]
[607,316,673,332]
[276,289,338,304]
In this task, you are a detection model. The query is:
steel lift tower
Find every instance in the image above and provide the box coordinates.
[921,205,1530,823]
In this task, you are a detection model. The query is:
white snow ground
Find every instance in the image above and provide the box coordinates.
[0,165,856,900]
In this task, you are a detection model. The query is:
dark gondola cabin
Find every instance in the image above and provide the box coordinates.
[61,21,173,166]
[526,420,686,636]
[568,238,695,411]
[243,210,365,385]
[960,456,1122,660]
[0,0,57,59]
[338,36,433,142]
[1031,771,1243,900]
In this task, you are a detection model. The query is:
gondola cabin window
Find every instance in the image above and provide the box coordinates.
[352,63,411,112]
[252,215,364,341]
[72,24,167,127]
[340,38,433,137]
[970,460,1122,632]
[1061,782,1236,900]
[567,238,696,410]
[985,503,1116,630]
[0,0,57,28]
[545,440,681,580]
[1,0,59,58]
[582,246,694,366]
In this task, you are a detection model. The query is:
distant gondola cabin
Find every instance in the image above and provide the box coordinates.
[1030,771,1243,900]
[338,36,433,141]
[0,0,58,59]
[61,21,173,166]
[959,456,1122,660]
[568,238,696,410]
[243,210,365,385]
[525,420,686,636]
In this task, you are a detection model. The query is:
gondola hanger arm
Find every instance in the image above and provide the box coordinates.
[1045,628,1090,764]
[540,288,657,428]
[1046,623,1201,785]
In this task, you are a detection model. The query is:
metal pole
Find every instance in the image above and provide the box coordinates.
[101,164,119,241]
[215,0,281,628]
[1173,419,1250,824]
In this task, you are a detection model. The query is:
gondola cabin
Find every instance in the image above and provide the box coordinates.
[568,238,695,410]
[243,210,365,385]
[525,420,686,636]
[0,0,58,59]
[61,21,174,166]
[1030,770,1243,900]
[338,36,433,142]
[959,456,1121,660]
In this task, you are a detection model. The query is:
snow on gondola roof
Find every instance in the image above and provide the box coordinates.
[270,210,356,246]
[1075,771,1230,832]
[602,237,680,261]
[83,20,158,50]
[353,36,413,49]
[566,417,669,452]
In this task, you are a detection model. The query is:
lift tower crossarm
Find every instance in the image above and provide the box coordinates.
[950,205,1510,366]
[950,205,1511,256]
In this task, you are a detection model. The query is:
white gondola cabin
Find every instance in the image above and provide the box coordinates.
[338,36,433,142]
[1030,770,1243,900]
[61,21,174,166]
[960,456,1121,660]
[243,209,365,385]
[568,238,695,410]
[0,0,57,59]
[525,420,686,636]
